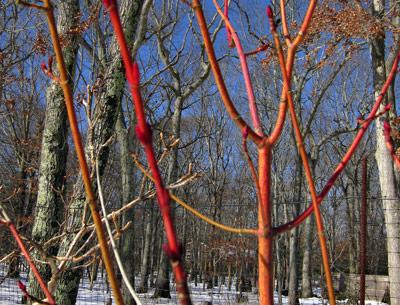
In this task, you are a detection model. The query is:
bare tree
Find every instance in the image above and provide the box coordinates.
[27,0,79,300]
[52,1,145,304]
[371,1,400,305]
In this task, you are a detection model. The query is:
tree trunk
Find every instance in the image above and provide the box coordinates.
[346,184,359,274]
[288,157,302,305]
[288,231,299,305]
[151,22,210,294]
[53,178,86,305]
[149,216,159,288]
[301,217,313,298]
[28,0,79,300]
[116,110,137,305]
[371,2,400,305]
[153,95,184,299]
[137,207,154,293]
[153,250,171,298]
[53,2,144,304]
[275,237,283,305]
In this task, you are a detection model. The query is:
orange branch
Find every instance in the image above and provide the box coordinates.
[134,158,258,235]
[242,127,261,198]
[191,0,263,146]
[28,1,126,304]
[212,0,264,136]
[267,4,336,305]
[267,6,290,145]
[274,52,400,234]
[244,43,270,57]
[280,0,291,46]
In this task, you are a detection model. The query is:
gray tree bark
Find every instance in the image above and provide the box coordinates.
[53,1,144,304]
[301,152,318,298]
[371,2,400,305]
[288,228,299,305]
[137,206,154,293]
[301,217,313,298]
[346,183,359,274]
[28,0,79,300]
[287,152,302,305]
[153,93,184,298]
[152,17,211,295]
[116,110,137,305]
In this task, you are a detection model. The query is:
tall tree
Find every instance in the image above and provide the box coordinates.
[28,0,79,299]
[53,1,144,304]
[371,1,400,305]
[150,0,213,297]
[115,109,138,305]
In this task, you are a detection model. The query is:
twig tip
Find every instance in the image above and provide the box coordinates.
[266,6,273,19]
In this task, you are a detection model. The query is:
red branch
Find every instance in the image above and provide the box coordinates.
[41,57,61,83]
[213,0,263,136]
[244,44,270,57]
[17,280,52,305]
[383,121,400,169]
[103,1,192,305]
[357,103,392,125]
[224,0,234,48]
[6,223,56,305]
[274,52,400,235]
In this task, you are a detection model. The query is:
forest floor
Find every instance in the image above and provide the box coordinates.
[0,265,387,305]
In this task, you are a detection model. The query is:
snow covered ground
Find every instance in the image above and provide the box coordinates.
[0,265,388,305]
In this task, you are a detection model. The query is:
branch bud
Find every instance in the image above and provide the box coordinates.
[17,280,27,293]
[135,124,152,145]
[40,62,47,72]
[102,0,116,9]
[162,243,182,262]
[242,126,249,139]
[266,6,273,19]
[132,62,140,85]
[383,121,391,139]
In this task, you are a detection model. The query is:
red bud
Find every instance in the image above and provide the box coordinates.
[17,280,27,293]
[132,62,141,85]
[266,6,273,19]
[48,56,53,68]
[383,121,391,138]
[383,120,390,131]
[162,243,181,261]
[242,126,249,139]
[103,0,115,9]
[135,124,152,144]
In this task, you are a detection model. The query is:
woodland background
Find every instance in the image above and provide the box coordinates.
[0,0,399,305]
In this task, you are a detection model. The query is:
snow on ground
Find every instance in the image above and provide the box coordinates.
[0,265,388,305]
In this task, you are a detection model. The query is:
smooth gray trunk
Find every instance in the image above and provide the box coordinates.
[346,184,359,274]
[137,207,154,293]
[371,2,400,305]
[153,96,183,299]
[288,157,302,305]
[301,153,317,298]
[116,110,137,305]
[153,242,171,298]
[301,217,313,298]
[152,19,211,294]
[288,229,299,305]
